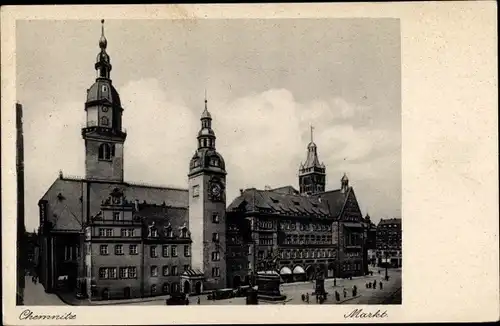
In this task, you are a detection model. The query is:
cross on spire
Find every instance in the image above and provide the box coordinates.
[101,19,105,36]
[310,125,314,143]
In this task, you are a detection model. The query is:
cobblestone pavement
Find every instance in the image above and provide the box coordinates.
[45,266,401,306]
[129,267,401,306]
[23,276,67,306]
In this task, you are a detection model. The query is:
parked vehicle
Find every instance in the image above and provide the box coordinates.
[166,293,188,305]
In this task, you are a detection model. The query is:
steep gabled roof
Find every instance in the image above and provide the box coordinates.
[40,177,188,232]
[312,189,346,218]
[269,185,300,195]
[378,218,402,226]
[227,188,332,218]
[138,204,189,236]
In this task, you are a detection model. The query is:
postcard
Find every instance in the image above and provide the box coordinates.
[1,3,498,325]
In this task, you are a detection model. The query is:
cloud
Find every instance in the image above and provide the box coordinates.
[23,79,400,230]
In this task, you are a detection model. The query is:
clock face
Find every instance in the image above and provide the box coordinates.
[211,183,221,196]
[102,106,109,112]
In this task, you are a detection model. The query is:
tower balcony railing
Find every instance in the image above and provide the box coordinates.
[81,123,127,137]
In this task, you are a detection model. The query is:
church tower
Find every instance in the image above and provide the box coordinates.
[82,20,126,182]
[299,126,326,195]
[188,96,227,290]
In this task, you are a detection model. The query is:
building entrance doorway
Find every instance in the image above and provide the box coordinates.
[195,282,202,294]
[233,275,241,288]
[183,281,191,294]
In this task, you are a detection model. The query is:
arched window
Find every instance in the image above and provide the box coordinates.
[101,116,109,126]
[98,143,112,160]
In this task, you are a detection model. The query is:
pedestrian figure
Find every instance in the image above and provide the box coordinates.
[335,291,340,302]
[301,294,305,302]
[379,282,383,290]
[352,285,357,297]
[378,270,381,274]
[343,288,347,298]
[349,276,352,280]
[306,293,309,303]
[373,280,377,289]
[333,279,337,287]
[316,294,319,303]
[197,297,201,304]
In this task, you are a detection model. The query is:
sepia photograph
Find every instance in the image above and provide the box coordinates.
[2,3,498,325]
[15,17,402,307]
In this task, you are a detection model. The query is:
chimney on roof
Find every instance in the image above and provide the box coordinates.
[59,170,63,179]
[264,185,271,191]
[239,189,244,195]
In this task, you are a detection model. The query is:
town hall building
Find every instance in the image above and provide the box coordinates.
[38,21,370,301]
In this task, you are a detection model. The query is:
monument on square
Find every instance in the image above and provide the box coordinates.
[253,250,286,301]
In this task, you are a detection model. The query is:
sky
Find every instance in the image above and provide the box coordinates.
[17,19,401,231]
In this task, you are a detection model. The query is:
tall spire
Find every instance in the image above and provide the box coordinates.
[99,19,107,50]
[299,125,326,195]
[198,94,215,149]
[95,19,111,79]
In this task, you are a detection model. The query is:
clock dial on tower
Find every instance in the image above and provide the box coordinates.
[208,180,224,202]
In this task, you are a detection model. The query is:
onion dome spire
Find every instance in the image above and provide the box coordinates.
[95,19,112,79]
[99,19,107,49]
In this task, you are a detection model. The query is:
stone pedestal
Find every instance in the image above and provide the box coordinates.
[256,272,286,301]
[313,276,327,296]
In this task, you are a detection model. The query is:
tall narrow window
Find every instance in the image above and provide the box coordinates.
[98,143,112,160]
[101,116,109,126]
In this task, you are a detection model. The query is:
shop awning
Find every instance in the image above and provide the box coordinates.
[293,266,305,274]
[181,269,204,277]
[280,267,292,275]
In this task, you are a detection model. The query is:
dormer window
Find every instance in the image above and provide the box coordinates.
[151,228,158,237]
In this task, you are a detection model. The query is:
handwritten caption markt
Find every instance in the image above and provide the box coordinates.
[344,308,388,319]
[19,309,77,321]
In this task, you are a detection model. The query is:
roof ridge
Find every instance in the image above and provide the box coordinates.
[58,177,188,192]
[125,181,188,191]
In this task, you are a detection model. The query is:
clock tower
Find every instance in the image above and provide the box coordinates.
[82,20,126,182]
[188,97,227,290]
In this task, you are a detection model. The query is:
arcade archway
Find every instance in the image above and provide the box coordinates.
[306,265,316,280]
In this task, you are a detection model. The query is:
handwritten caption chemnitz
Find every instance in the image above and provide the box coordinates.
[19,309,77,321]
